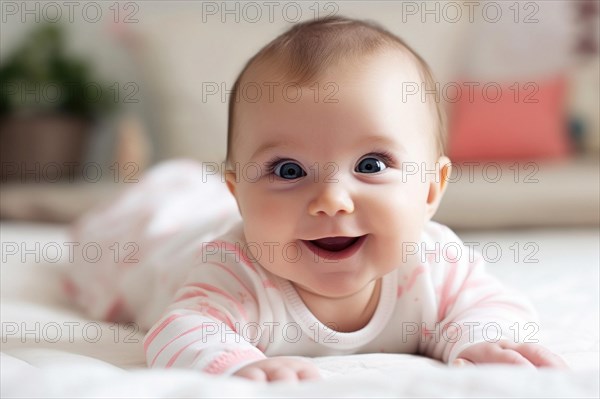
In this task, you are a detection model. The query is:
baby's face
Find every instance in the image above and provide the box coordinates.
[226,51,449,301]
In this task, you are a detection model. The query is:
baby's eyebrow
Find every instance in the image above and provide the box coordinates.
[250,140,295,160]
[355,135,407,155]
[250,135,405,160]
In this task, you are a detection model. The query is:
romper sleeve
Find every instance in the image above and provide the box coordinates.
[143,238,267,375]
[418,224,539,364]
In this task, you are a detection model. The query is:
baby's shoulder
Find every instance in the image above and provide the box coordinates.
[197,221,267,277]
[417,221,484,276]
[211,219,246,243]
[421,220,464,246]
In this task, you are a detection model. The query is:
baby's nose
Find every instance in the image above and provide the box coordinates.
[307,182,355,217]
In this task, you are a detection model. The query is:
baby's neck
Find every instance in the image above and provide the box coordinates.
[294,278,382,333]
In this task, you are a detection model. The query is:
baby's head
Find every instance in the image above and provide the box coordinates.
[226,16,447,168]
[224,16,451,300]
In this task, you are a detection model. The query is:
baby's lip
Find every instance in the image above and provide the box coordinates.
[300,234,367,261]
[302,234,365,241]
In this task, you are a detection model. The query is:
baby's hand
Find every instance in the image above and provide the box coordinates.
[233,356,322,382]
[454,340,568,369]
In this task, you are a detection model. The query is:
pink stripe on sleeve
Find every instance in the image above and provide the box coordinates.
[206,261,258,303]
[166,338,206,368]
[184,283,248,319]
[174,288,209,302]
[144,314,185,352]
[219,241,258,272]
[150,323,208,367]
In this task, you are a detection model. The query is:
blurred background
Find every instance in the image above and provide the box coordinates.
[1,0,598,229]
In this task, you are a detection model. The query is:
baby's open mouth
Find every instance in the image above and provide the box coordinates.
[309,236,361,252]
[301,235,367,261]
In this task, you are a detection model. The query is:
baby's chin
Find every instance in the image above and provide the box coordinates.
[289,275,378,300]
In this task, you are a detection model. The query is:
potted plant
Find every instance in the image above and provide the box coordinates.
[0,23,117,183]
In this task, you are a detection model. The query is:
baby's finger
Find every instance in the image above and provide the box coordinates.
[282,358,321,380]
[297,366,322,380]
[266,367,300,382]
[235,367,268,382]
[493,348,536,369]
[452,358,474,367]
[513,344,570,369]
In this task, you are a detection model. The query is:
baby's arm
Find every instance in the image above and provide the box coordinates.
[418,226,566,368]
[143,266,266,375]
[143,245,321,381]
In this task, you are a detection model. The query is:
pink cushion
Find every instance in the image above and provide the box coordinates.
[447,76,573,161]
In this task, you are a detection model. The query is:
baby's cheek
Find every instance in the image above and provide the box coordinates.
[368,236,405,271]
[369,238,417,277]
[375,201,425,262]
[241,192,281,225]
[255,187,297,216]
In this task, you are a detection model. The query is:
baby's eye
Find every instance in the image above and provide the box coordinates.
[355,156,388,174]
[272,161,307,180]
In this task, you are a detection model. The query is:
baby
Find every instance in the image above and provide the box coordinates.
[138,16,568,381]
[68,16,566,382]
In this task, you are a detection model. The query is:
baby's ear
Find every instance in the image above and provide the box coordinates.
[224,170,244,216]
[425,156,452,220]
[224,170,237,197]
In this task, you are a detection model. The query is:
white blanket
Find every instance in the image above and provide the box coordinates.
[1,222,599,397]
